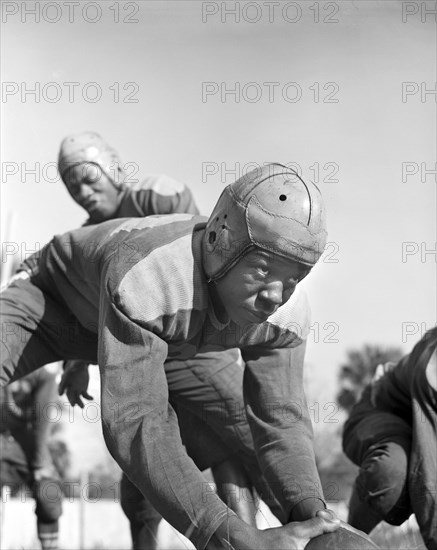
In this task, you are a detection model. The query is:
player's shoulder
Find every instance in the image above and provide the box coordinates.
[109,216,208,321]
[128,174,187,195]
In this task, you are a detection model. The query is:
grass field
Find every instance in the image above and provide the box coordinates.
[0,497,427,549]
[370,516,426,550]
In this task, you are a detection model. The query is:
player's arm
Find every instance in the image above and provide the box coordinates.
[98,294,339,550]
[241,343,327,522]
[0,250,40,291]
[134,175,200,216]
[97,291,234,549]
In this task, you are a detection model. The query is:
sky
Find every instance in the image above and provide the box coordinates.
[1,0,436,407]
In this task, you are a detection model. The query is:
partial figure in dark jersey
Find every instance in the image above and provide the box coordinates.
[1,164,341,550]
[0,367,62,550]
[48,132,257,549]
[343,328,437,550]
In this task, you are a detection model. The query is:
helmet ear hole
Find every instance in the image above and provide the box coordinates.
[203,163,327,280]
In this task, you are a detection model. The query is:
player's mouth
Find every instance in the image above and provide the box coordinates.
[247,309,270,323]
[83,200,99,211]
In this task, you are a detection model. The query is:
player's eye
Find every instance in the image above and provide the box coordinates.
[256,265,269,276]
[81,164,101,183]
[83,176,97,185]
[68,183,80,196]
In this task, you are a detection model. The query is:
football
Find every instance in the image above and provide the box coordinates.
[306,523,380,549]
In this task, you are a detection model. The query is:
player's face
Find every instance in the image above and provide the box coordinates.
[212,249,310,328]
[63,162,120,222]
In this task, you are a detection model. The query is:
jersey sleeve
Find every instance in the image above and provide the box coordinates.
[15,250,42,275]
[241,343,325,522]
[131,174,200,216]
[97,287,230,549]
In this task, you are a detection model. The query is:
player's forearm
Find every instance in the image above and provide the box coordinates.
[242,345,326,519]
[99,301,233,549]
[245,400,325,518]
[101,396,232,549]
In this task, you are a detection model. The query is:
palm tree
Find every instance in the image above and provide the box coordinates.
[337,344,403,411]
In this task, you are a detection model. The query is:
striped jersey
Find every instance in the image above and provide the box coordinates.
[32,213,322,532]
[38,214,310,358]
[89,173,199,223]
[20,173,199,275]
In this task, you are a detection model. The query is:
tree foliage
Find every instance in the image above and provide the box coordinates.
[337,344,403,411]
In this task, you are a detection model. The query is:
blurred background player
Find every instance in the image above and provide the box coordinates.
[343,327,437,550]
[57,131,199,224]
[54,131,258,549]
[0,367,63,550]
[17,130,199,277]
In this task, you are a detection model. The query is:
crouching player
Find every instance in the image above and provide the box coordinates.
[1,164,339,549]
[55,131,259,546]
[0,368,62,550]
[343,328,437,550]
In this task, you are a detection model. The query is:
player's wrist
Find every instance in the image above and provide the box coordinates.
[63,360,88,372]
[290,497,326,522]
[209,515,261,550]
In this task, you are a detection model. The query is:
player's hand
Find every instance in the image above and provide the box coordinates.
[265,509,340,550]
[263,510,340,550]
[59,360,93,408]
[209,509,339,550]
